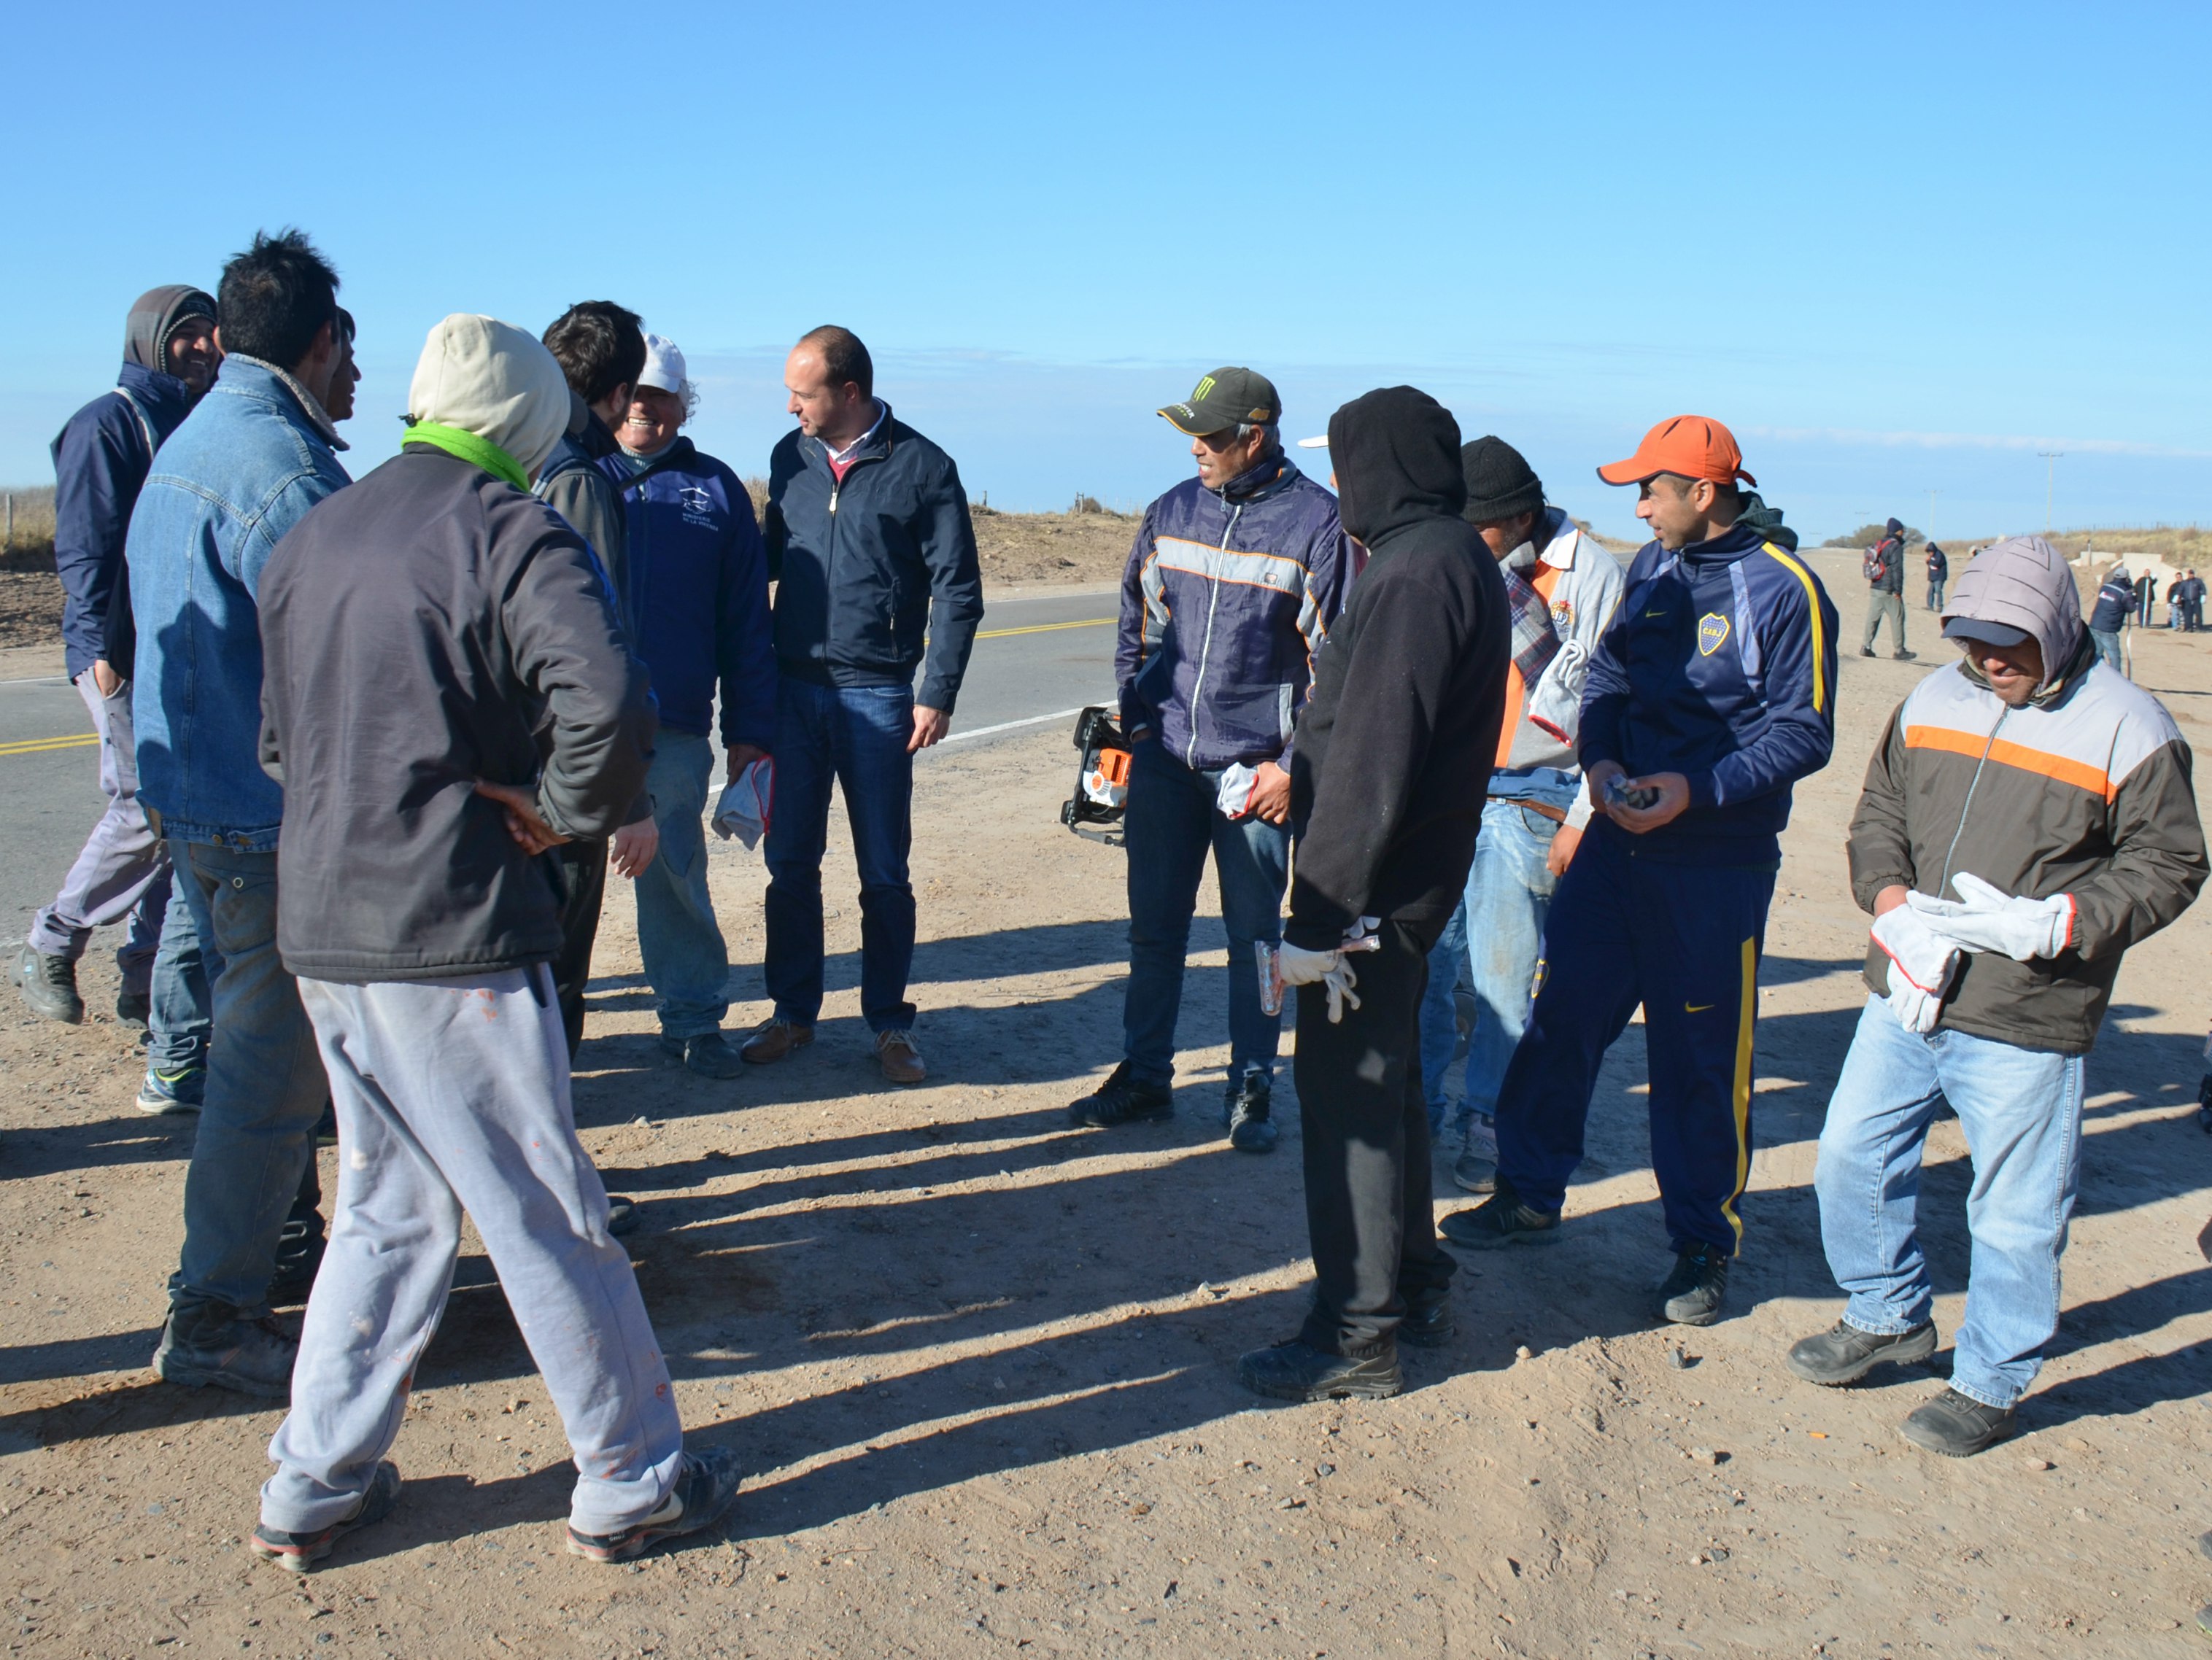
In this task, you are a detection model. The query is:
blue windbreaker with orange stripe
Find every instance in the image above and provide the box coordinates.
[1577,521,1840,864]
[1115,454,1351,771]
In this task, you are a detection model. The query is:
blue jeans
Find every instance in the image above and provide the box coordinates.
[633,732,730,1039]
[169,841,330,1323]
[1418,904,1469,1136]
[1119,738,1291,1092]
[763,678,919,1033]
[2089,627,2122,672]
[1814,997,2085,1409]
[147,857,219,1074]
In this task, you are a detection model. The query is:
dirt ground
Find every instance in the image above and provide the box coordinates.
[3,546,2211,1659]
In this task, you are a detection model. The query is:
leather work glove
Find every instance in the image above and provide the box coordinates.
[1277,942,1363,1024]
[1907,872,2076,962]
[1871,905,1961,1034]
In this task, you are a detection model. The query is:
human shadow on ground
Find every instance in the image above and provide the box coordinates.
[0,1111,193,1183]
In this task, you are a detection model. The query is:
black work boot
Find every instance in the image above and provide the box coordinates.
[1223,1079,1277,1153]
[1438,1178,1561,1249]
[1069,1061,1173,1127]
[115,986,152,1029]
[14,945,83,1025]
[1237,1338,1401,1402]
[1899,1387,2017,1457]
[1787,1319,1938,1386]
[1398,1287,1453,1349]
[1657,1243,1730,1326]
[153,1305,298,1399]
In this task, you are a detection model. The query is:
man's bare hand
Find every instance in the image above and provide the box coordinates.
[727,742,767,780]
[1545,821,1582,877]
[1609,772,1692,834]
[89,660,122,698]
[909,705,950,753]
[609,817,660,878]
[1874,884,1911,917]
[473,780,570,856]
[1585,759,1626,821]
[1250,760,1292,826]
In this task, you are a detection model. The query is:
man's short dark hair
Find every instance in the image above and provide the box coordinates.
[216,228,340,369]
[799,325,873,398]
[1655,471,1741,513]
[543,301,646,406]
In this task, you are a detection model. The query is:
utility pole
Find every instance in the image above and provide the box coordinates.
[2038,452,2064,532]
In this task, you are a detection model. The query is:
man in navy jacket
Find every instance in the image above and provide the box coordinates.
[1071,367,1350,1149]
[15,286,216,1048]
[749,326,982,1085]
[1444,416,1838,1329]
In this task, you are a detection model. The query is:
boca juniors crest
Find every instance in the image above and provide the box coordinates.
[1697,613,1732,656]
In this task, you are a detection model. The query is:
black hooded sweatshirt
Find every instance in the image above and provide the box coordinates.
[1285,387,1509,951]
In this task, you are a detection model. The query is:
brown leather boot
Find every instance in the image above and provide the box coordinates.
[740,1017,814,1065]
[875,1028,926,1085]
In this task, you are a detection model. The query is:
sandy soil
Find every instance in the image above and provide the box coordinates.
[3,548,2211,1658]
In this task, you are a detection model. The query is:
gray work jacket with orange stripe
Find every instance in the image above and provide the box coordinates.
[1115,454,1351,771]
[1847,637,2207,1053]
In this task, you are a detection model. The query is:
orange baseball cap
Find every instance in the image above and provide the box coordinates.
[1596,415,1757,489]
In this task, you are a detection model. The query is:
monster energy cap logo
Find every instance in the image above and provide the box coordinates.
[1158,365,1281,436]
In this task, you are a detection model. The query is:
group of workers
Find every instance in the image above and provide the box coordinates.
[14,225,2207,1570]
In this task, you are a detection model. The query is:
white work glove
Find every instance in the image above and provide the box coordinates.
[1907,872,2076,962]
[1339,915,1383,950]
[1278,941,1363,1024]
[1871,905,1961,1034]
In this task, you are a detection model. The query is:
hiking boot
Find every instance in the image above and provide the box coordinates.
[1068,1061,1173,1128]
[1453,1116,1498,1194]
[1899,1387,2017,1457]
[566,1446,742,1563]
[1237,1338,1401,1402]
[875,1028,927,1085]
[1224,1081,1277,1153]
[1398,1289,1453,1349]
[250,1462,401,1573]
[739,1017,813,1065]
[662,1031,743,1079]
[1658,1243,1730,1326]
[1786,1319,1938,1386]
[153,1311,298,1399]
[115,987,151,1029]
[14,945,83,1025]
[136,1065,205,1115]
[606,1195,641,1236]
[1438,1179,1561,1249]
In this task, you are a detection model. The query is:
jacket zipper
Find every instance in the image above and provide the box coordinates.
[820,441,887,662]
[1184,500,1245,767]
[1936,702,2009,893]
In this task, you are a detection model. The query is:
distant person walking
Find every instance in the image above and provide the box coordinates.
[129,230,352,1397]
[14,286,217,1087]
[2087,565,2134,673]
[252,313,736,1570]
[1924,541,1948,611]
[1788,535,2205,1457]
[749,327,983,1085]
[1860,516,1912,659]
[1070,367,1350,1151]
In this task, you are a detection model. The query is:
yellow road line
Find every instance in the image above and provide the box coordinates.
[0,733,98,758]
[972,617,1113,640]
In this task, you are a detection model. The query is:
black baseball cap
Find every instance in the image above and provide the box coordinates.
[1943,616,2031,647]
[1159,366,1280,437]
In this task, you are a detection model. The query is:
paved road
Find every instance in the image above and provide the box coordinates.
[0,589,1121,944]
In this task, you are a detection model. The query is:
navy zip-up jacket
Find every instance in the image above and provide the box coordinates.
[763,403,983,712]
[52,362,193,680]
[598,436,774,750]
[1116,454,1350,771]
[1578,521,1840,864]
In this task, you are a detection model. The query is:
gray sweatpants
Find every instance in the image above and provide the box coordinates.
[263,966,685,1537]
[28,672,167,987]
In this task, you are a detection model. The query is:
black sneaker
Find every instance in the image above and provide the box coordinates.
[606,1195,641,1236]
[661,1032,743,1079]
[136,1065,205,1115]
[1658,1244,1729,1326]
[1237,1338,1401,1402]
[1069,1061,1173,1127]
[1452,1119,1498,1194]
[115,987,151,1029]
[250,1462,401,1572]
[565,1446,741,1562]
[1899,1387,2017,1457]
[1398,1289,1453,1349]
[14,945,83,1025]
[152,1311,298,1399]
[1859,647,1877,659]
[1224,1081,1277,1153]
[1786,1319,1938,1386]
[1892,650,1918,662]
[1438,1179,1561,1249]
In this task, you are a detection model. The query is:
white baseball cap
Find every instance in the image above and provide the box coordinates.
[639,333,688,396]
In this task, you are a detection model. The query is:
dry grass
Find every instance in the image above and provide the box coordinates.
[1,485,55,569]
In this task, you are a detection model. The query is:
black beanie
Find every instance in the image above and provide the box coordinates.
[1460,435,1544,523]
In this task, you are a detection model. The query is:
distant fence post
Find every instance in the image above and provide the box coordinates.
[4,492,12,550]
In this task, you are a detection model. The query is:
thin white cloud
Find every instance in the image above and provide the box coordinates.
[1749,424,2212,461]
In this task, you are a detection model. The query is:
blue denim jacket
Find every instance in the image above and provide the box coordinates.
[128,356,351,848]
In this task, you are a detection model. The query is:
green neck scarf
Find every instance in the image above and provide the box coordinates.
[403,421,528,491]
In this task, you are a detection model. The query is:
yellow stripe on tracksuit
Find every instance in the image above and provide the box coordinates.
[1718,934,1757,1253]
[1761,543,1828,715]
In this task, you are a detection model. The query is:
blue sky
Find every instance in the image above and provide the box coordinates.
[4,1,2207,543]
